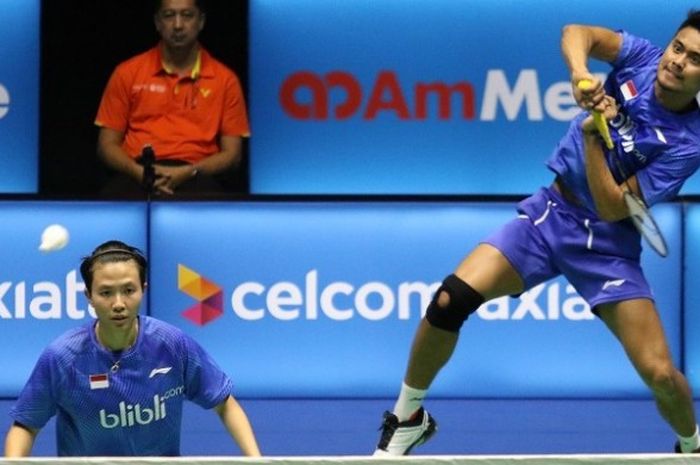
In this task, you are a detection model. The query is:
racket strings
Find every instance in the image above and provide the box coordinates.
[623,192,668,256]
[613,149,668,257]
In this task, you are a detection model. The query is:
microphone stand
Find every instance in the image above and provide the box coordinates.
[138,145,155,318]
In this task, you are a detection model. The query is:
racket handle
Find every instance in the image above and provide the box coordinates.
[577,80,614,149]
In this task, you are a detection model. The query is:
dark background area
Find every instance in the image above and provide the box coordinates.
[39,0,249,198]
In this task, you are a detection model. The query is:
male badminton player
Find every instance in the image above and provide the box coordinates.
[4,241,261,457]
[374,10,700,455]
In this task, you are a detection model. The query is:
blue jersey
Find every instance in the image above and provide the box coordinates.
[10,316,233,456]
[547,31,700,214]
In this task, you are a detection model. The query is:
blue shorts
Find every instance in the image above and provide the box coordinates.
[483,186,653,309]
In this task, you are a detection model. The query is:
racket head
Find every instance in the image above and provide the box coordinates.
[623,191,668,257]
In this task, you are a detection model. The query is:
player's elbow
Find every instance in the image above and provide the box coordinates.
[595,205,627,223]
[561,24,587,40]
[591,189,629,222]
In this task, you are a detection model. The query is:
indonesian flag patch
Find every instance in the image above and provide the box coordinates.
[89,373,109,390]
[620,80,638,101]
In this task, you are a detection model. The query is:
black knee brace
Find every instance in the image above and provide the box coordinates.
[425,274,484,332]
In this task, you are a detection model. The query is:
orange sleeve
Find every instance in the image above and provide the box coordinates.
[220,72,250,137]
[94,63,132,132]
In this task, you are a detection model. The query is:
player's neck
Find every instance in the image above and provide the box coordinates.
[654,82,698,113]
[95,319,139,352]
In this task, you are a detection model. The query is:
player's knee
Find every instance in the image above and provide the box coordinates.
[643,363,678,398]
[425,274,485,332]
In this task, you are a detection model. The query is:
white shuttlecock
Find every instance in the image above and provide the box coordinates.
[39,224,70,252]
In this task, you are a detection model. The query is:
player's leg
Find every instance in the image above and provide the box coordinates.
[404,243,525,390]
[373,243,526,456]
[373,189,561,456]
[597,299,699,453]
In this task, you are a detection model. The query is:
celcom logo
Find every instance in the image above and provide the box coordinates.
[178,268,592,324]
[230,270,439,321]
[178,264,223,326]
[280,70,605,122]
[0,83,8,119]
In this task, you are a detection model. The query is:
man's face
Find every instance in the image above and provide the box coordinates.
[86,260,143,334]
[657,27,700,97]
[155,0,204,51]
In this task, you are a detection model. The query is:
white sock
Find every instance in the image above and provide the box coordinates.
[678,425,700,453]
[392,382,427,422]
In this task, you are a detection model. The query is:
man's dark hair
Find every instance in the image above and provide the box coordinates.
[678,9,700,32]
[154,0,207,15]
[80,240,148,293]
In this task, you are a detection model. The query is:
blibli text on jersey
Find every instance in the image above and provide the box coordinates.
[99,386,184,428]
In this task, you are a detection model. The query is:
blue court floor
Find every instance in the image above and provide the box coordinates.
[0,398,695,456]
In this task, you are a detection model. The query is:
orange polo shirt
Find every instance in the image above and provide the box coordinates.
[95,44,249,163]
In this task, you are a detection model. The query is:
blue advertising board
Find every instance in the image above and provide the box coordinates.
[249,0,700,195]
[684,205,700,388]
[0,200,684,398]
[0,0,40,193]
[148,201,682,398]
[0,202,147,396]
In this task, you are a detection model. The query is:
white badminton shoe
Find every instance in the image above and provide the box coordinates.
[674,441,700,453]
[373,407,437,456]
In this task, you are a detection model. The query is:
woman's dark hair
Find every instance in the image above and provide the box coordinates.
[80,240,148,292]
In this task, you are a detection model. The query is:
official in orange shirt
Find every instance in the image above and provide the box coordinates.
[95,0,249,197]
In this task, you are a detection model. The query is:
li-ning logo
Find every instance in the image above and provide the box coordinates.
[602,279,626,291]
[149,366,172,378]
[178,264,223,326]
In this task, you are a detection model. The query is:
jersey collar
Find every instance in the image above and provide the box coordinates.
[154,44,212,80]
